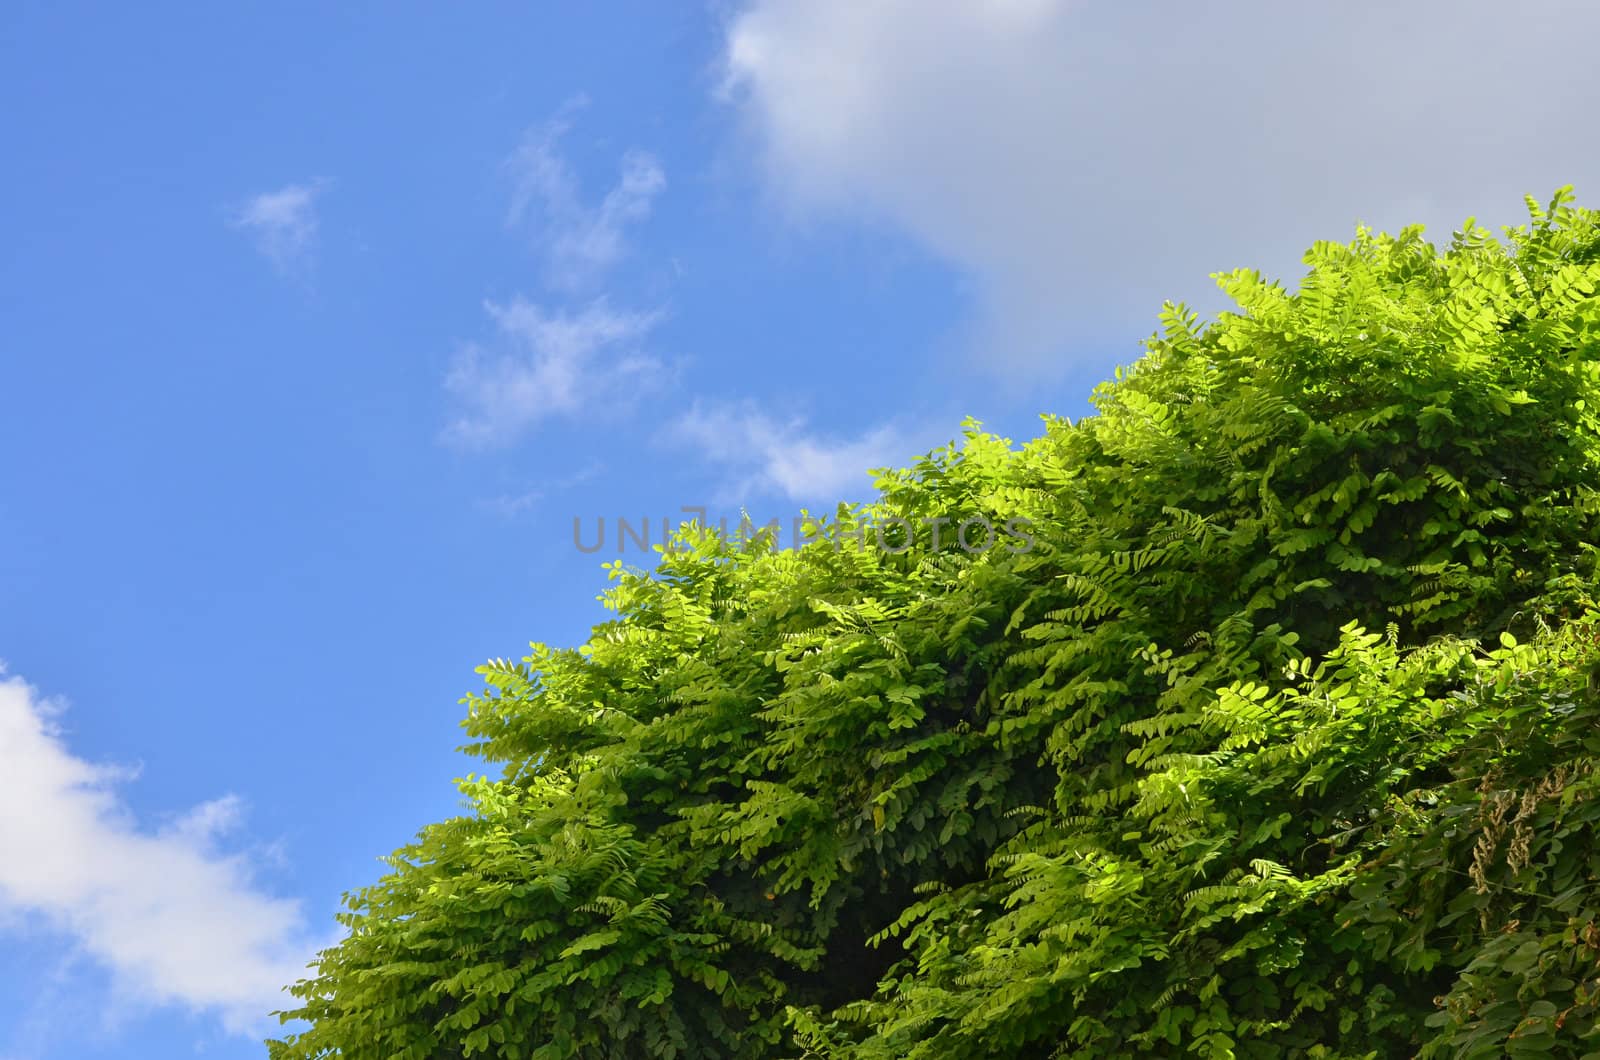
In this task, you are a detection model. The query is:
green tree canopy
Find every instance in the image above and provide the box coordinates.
[271,189,1600,1058]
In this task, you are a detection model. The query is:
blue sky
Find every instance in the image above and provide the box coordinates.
[3,1,1599,1056]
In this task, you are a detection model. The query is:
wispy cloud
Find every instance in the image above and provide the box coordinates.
[444,297,665,447]
[476,462,604,519]
[506,105,666,289]
[0,669,326,1038]
[443,105,672,452]
[229,181,327,273]
[669,402,910,502]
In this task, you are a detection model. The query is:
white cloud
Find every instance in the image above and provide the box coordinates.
[670,402,911,502]
[0,671,325,1037]
[444,298,665,447]
[723,0,1600,373]
[230,182,326,273]
[507,107,666,288]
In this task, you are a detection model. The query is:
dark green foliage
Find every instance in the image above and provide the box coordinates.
[270,190,1600,1057]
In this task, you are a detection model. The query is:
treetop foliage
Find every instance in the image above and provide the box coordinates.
[271,189,1600,1058]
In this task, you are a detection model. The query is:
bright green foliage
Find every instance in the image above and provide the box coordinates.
[270,190,1600,1058]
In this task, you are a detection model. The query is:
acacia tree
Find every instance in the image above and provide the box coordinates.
[271,190,1600,1058]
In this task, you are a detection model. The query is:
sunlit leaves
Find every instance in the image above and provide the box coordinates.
[271,191,1600,1058]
